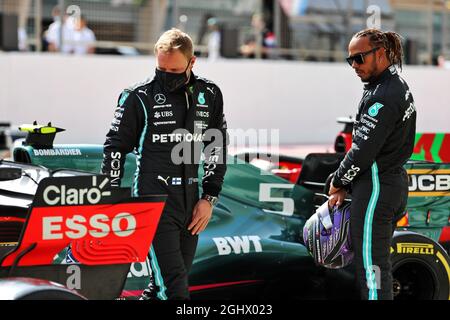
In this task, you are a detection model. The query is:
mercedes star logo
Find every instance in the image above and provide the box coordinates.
[154,93,166,104]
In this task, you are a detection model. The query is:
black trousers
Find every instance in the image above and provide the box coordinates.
[350,165,408,300]
[140,189,198,300]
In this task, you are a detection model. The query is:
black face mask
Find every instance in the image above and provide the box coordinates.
[155,61,191,93]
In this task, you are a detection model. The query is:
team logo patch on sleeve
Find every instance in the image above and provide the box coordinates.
[368,102,384,117]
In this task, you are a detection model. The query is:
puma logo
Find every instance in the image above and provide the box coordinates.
[157,175,170,186]
[139,89,148,96]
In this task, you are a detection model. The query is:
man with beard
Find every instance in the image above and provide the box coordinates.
[328,29,416,300]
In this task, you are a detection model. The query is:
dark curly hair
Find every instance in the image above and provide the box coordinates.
[354,29,404,71]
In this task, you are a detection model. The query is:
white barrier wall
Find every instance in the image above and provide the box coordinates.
[1,52,449,145]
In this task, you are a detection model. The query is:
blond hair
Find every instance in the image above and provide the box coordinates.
[154,28,194,60]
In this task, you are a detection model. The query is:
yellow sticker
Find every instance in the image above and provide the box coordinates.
[396,243,434,255]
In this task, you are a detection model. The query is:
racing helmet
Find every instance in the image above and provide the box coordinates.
[303,202,353,269]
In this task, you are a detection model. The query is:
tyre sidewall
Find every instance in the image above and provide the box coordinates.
[391,233,450,300]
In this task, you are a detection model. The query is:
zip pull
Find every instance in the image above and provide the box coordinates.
[185,91,190,110]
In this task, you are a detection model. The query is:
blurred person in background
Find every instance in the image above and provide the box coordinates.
[17,0,31,51]
[71,15,96,55]
[18,28,28,51]
[437,54,450,69]
[328,29,416,300]
[101,28,227,300]
[44,5,75,53]
[207,17,221,61]
[240,13,276,59]
[196,13,214,48]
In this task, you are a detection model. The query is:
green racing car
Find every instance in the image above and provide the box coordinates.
[0,124,448,300]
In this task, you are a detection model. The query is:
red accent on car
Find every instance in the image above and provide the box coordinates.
[0,217,26,223]
[1,202,165,267]
[439,134,450,162]
[272,161,302,183]
[119,280,264,298]
[413,134,436,162]
[396,212,409,227]
[426,210,431,225]
[189,280,263,292]
[119,290,142,297]
[335,132,353,153]
[439,226,450,243]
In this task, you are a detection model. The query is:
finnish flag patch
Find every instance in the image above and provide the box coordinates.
[172,177,182,185]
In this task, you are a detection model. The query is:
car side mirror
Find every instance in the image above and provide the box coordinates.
[0,167,22,181]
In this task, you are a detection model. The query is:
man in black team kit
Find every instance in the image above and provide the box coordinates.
[328,29,416,300]
[101,28,227,300]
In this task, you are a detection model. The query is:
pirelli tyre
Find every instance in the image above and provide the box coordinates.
[0,278,86,300]
[391,231,450,300]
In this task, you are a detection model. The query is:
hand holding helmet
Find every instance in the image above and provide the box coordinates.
[303,201,353,269]
[325,173,347,208]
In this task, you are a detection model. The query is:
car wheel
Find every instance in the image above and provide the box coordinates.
[391,232,450,300]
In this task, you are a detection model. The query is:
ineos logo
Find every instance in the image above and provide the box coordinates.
[111,158,121,171]
[43,177,111,205]
[342,165,360,183]
[154,93,166,104]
